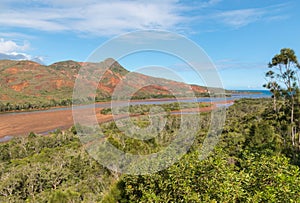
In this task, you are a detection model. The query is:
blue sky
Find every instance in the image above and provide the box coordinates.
[0,0,299,90]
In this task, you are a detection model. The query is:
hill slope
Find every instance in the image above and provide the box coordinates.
[0,58,208,108]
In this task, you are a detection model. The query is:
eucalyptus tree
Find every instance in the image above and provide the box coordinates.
[263,70,281,112]
[264,48,300,146]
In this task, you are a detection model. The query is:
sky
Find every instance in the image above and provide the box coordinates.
[0,0,300,90]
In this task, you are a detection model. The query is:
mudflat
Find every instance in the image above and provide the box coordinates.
[0,100,233,138]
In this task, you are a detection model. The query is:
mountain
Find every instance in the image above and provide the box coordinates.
[0,58,208,106]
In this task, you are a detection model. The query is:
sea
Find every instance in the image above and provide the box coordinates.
[229,90,272,99]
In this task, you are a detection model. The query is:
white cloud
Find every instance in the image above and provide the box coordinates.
[0,1,188,36]
[0,52,30,60]
[0,52,44,63]
[199,0,222,8]
[216,9,264,28]
[214,4,288,28]
[0,38,29,53]
[1,52,25,60]
[215,58,266,70]
[0,38,43,63]
[0,32,34,39]
[0,1,289,36]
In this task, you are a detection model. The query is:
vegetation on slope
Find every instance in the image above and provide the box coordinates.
[1,99,300,202]
[103,99,300,202]
[0,58,209,112]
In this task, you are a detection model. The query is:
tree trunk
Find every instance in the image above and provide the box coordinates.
[298,131,300,150]
[273,96,276,112]
[291,96,295,146]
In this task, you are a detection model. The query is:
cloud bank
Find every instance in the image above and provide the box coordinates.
[0,0,288,36]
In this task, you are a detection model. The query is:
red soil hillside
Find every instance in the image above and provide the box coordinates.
[0,58,208,104]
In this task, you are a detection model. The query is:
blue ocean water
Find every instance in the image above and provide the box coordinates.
[230,90,272,99]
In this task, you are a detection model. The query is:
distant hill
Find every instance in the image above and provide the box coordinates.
[0,58,209,108]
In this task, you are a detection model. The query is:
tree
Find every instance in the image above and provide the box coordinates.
[263,70,281,112]
[264,48,300,146]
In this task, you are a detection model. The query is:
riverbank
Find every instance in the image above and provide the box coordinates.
[0,99,234,141]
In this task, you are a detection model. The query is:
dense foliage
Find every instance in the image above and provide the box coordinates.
[0,99,73,112]
[100,102,210,115]
[1,99,300,202]
[103,99,300,202]
[0,132,113,202]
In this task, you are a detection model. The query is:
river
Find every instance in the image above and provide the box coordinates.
[0,90,271,142]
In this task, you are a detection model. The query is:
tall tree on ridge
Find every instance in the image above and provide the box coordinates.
[264,48,300,146]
